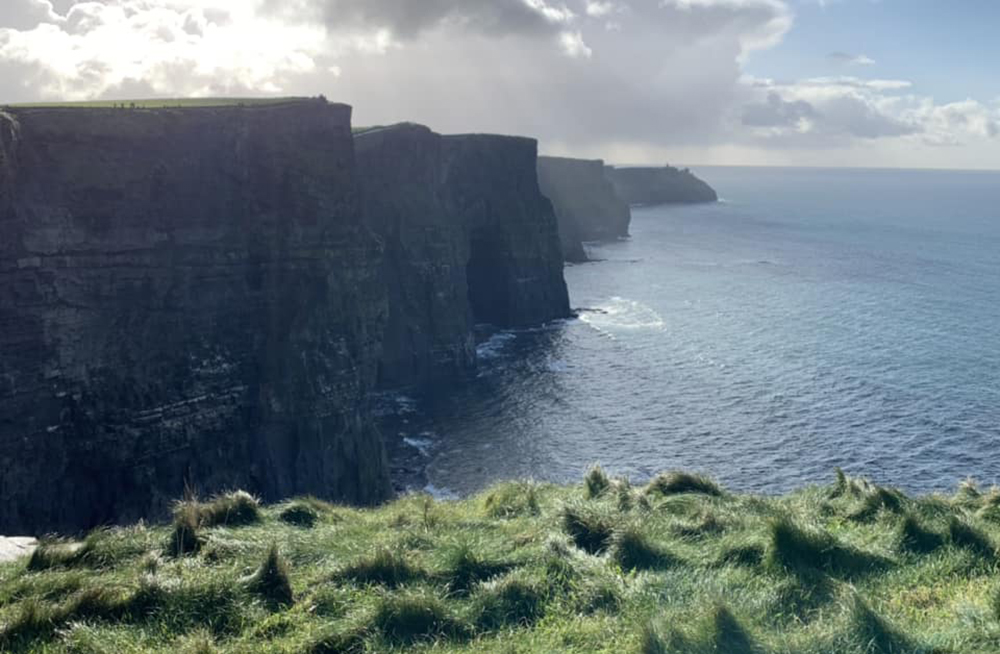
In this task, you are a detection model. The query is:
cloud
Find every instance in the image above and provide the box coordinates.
[738,76,1000,149]
[0,0,996,168]
[742,92,815,128]
[828,51,875,66]
[263,0,576,40]
[0,0,61,30]
[0,1,328,101]
[559,30,592,58]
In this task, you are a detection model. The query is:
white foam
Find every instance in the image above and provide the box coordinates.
[403,435,435,458]
[579,296,666,334]
[476,331,516,359]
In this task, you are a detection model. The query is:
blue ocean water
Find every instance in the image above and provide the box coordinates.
[389,166,1000,497]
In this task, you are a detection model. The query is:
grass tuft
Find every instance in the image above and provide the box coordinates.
[337,547,424,587]
[716,542,766,568]
[847,486,907,522]
[948,516,997,560]
[198,491,262,528]
[896,514,946,554]
[26,541,87,572]
[560,502,617,554]
[847,594,914,654]
[483,482,540,518]
[610,524,678,571]
[370,589,467,643]
[766,517,889,577]
[470,572,545,630]
[955,479,983,508]
[584,465,611,499]
[247,544,294,608]
[646,472,723,498]
[167,502,202,557]
[436,540,512,595]
[616,477,635,512]
[640,605,759,654]
[279,502,319,528]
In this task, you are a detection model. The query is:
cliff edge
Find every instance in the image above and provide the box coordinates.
[356,123,572,388]
[537,156,631,261]
[605,165,718,207]
[0,100,392,533]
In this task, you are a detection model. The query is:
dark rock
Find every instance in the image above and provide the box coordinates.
[0,100,392,534]
[605,165,718,207]
[356,124,571,388]
[537,156,631,261]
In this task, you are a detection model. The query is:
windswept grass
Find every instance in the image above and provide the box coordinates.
[584,465,612,499]
[246,544,294,608]
[335,547,425,588]
[645,472,724,497]
[766,517,890,578]
[2,470,998,653]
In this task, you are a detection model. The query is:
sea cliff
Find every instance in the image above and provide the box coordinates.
[356,123,571,388]
[537,156,631,262]
[0,100,386,533]
[0,103,572,533]
[605,164,718,206]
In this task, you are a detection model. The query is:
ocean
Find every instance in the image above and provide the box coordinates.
[385,166,1000,497]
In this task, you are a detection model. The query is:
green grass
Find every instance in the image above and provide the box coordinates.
[2,470,1000,653]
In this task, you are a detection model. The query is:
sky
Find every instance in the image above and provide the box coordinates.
[0,0,997,169]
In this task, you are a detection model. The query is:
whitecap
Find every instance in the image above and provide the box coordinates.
[403,436,435,458]
[476,331,516,359]
[579,296,666,333]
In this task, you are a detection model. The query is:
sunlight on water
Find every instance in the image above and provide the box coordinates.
[386,167,1000,497]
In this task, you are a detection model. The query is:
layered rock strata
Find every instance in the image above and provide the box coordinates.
[0,101,392,533]
[356,124,572,388]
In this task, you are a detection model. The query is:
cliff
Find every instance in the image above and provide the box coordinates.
[356,124,571,387]
[0,100,392,534]
[537,156,631,261]
[605,165,718,206]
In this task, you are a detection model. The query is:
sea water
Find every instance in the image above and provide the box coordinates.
[389,166,1000,497]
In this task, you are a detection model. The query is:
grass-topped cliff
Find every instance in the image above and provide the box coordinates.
[3,470,1000,653]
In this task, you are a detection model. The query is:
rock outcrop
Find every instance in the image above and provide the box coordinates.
[356,124,571,388]
[605,165,718,206]
[0,100,393,534]
[537,156,631,261]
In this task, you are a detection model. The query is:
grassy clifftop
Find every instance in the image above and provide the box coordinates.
[2,470,1000,653]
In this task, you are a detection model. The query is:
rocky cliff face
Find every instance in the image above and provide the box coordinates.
[537,156,631,261]
[605,165,718,206]
[356,124,571,388]
[0,101,392,534]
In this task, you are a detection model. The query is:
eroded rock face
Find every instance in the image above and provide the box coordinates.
[537,156,631,261]
[0,101,392,534]
[356,124,571,388]
[605,165,718,207]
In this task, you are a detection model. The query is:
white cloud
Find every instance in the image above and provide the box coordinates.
[0,0,997,168]
[559,30,592,58]
[585,1,619,17]
[829,51,875,67]
[738,75,1000,150]
[0,0,327,100]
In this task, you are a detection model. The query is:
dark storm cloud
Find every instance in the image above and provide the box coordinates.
[264,0,573,39]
